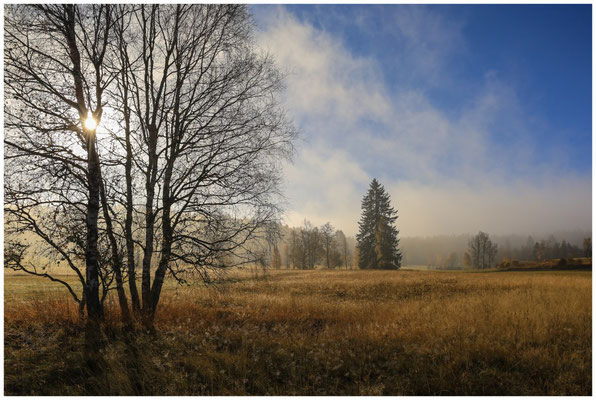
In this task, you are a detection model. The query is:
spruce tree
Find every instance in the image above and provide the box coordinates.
[356,179,401,269]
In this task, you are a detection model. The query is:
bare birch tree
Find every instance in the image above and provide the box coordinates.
[4,4,130,323]
[108,4,294,325]
[5,4,295,328]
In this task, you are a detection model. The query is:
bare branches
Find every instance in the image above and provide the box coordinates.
[5,242,82,305]
[5,4,296,326]
[5,4,123,322]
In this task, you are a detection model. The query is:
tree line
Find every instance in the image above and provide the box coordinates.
[401,232,591,269]
[267,222,355,270]
[263,178,591,271]
[268,179,403,270]
[464,232,591,269]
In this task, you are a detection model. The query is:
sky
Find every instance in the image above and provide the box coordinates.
[251,4,592,238]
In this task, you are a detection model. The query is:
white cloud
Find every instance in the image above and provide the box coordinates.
[257,8,391,126]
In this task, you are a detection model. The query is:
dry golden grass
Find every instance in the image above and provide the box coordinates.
[4,269,592,395]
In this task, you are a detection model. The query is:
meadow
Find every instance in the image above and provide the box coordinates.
[4,268,592,395]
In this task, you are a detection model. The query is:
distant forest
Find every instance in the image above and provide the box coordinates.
[272,223,591,269]
[401,231,591,268]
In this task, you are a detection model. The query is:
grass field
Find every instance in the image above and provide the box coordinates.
[4,268,592,395]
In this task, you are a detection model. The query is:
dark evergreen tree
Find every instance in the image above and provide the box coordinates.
[356,179,401,269]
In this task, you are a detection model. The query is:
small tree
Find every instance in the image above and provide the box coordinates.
[335,230,350,269]
[271,245,282,269]
[320,223,335,268]
[284,244,291,269]
[583,237,591,257]
[462,252,472,268]
[443,252,458,269]
[560,240,569,258]
[468,231,498,269]
[533,242,544,261]
[288,230,299,269]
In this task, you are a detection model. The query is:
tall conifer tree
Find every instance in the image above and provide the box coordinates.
[356,179,401,269]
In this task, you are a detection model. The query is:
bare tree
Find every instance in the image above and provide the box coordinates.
[443,252,458,269]
[468,231,498,269]
[320,223,335,268]
[335,230,350,269]
[462,252,472,268]
[288,230,299,269]
[583,237,591,257]
[302,221,323,269]
[113,5,294,324]
[286,220,322,270]
[5,5,130,323]
[5,4,295,328]
[271,245,282,269]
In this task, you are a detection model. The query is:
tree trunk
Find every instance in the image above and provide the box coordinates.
[149,244,171,322]
[141,124,159,326]
[148,159,174,322]
[123,71,141,314]
[85,136,103,322]
[99,172,131,324]
[63,4,103,322]
[78,294,87,323]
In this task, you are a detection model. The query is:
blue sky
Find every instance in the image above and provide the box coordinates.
[251,5,592,237]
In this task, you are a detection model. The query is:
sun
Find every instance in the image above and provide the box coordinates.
[84,111,98,131]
